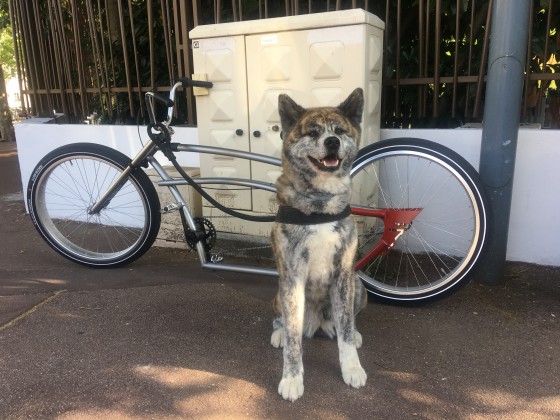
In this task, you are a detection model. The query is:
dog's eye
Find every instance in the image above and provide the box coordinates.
[334,127,346,135]
[307,129,320,138]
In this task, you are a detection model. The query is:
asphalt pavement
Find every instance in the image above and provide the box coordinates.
[1,140,559,419]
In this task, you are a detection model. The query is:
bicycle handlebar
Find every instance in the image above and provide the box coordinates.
[177,77,214,89]
[145,78,213,126]
[149,92,174,108]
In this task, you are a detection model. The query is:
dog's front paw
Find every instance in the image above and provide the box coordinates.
[342,364,367,389]
[278,374,304,401]
[270,328,284,348]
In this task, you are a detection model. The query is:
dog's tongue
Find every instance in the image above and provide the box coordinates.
[322,156,339,167]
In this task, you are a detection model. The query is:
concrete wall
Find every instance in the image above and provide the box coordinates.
[15,121,560,266]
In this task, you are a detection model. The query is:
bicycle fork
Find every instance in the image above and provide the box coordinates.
[87,140,158,215]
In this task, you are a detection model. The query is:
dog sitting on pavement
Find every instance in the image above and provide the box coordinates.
[270,88,368,401]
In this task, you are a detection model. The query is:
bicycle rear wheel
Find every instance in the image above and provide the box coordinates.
[351,138,490,303]
[27,143,161,267]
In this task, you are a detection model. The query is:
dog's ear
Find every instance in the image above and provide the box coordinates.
[338,88,364,127]
[278,94,305,137]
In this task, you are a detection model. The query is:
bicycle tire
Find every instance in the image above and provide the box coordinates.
[350,138,490,303]
[27,143,161,267]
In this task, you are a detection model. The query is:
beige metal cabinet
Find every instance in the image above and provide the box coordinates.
[190,9,385,235]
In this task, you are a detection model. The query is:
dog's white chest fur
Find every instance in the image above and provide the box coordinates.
[305,222,340,282]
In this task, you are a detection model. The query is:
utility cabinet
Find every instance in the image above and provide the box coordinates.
[190,9,385,236]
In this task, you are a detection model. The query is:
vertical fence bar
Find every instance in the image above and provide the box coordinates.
[382,0,390,122]
[22,0,43,114]
[464,0,476,118]
[161,0,175,84]
[46,0,67,116]
[473,0,492,118]
[452,0,460,118]
[54,0,78,118]
[71,0,89,118]
[395,0,401,118]
[97,0,112,118]
[232,0,238,20]
[105,0,120,119]
[423,0,431,119]
[176,0,194,123]
[193,0,201,26]
[418,0,425,119]
[127,0,144,118]
[433,0,441,117]
[522,2,534,120]
[8,0,27,114]
[117,0,135,117]
[172,0,183,79]
[536,0,553,121]
[147,0,155,90]
[85,0,104,115]
[32,1,54,115]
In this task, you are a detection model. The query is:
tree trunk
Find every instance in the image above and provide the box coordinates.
[0,66,14,142]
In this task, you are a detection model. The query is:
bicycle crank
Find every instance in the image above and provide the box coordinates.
[184,217,217,251]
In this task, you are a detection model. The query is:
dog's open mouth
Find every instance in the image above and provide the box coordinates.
[309,154,341,172]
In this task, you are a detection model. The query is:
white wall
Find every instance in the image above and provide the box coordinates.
[15,121,560,266]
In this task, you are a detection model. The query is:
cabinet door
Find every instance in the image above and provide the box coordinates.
[192,35,252,211]
[246,25,371,213]
[245,33,306,215]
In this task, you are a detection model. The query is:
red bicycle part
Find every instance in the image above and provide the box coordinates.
[352,206,422,271]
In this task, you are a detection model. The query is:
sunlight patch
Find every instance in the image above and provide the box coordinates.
[134,365,268,417]
[468,388,560,418]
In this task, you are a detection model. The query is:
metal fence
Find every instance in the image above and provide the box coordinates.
[8,0,560,128]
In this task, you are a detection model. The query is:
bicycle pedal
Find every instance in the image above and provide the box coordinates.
[210,253,224,263]
[161,203,182,213]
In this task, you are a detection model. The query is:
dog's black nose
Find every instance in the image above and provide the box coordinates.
[324,136,340,149]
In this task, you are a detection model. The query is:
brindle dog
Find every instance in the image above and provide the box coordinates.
[271,88,368,401]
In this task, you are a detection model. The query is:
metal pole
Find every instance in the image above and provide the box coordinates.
[478,0,531,284]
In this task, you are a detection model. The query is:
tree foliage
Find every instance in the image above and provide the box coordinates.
[383,0,559,127]
[0,0,14,142]
[0,0,15,77]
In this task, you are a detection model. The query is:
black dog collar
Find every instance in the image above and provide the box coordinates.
[276,205,351,225]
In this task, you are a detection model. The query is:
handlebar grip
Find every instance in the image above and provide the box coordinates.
[178,77,214,89]
[151,93,175,108]
[151,92,174,108]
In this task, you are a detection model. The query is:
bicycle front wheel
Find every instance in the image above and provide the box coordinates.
[27,143,161,267]
[351,138,490,303]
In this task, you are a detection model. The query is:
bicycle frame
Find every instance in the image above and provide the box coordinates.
[149,144,282,277]
[87,80,424,278]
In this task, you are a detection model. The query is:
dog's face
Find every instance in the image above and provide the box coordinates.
[278,88,364,180]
